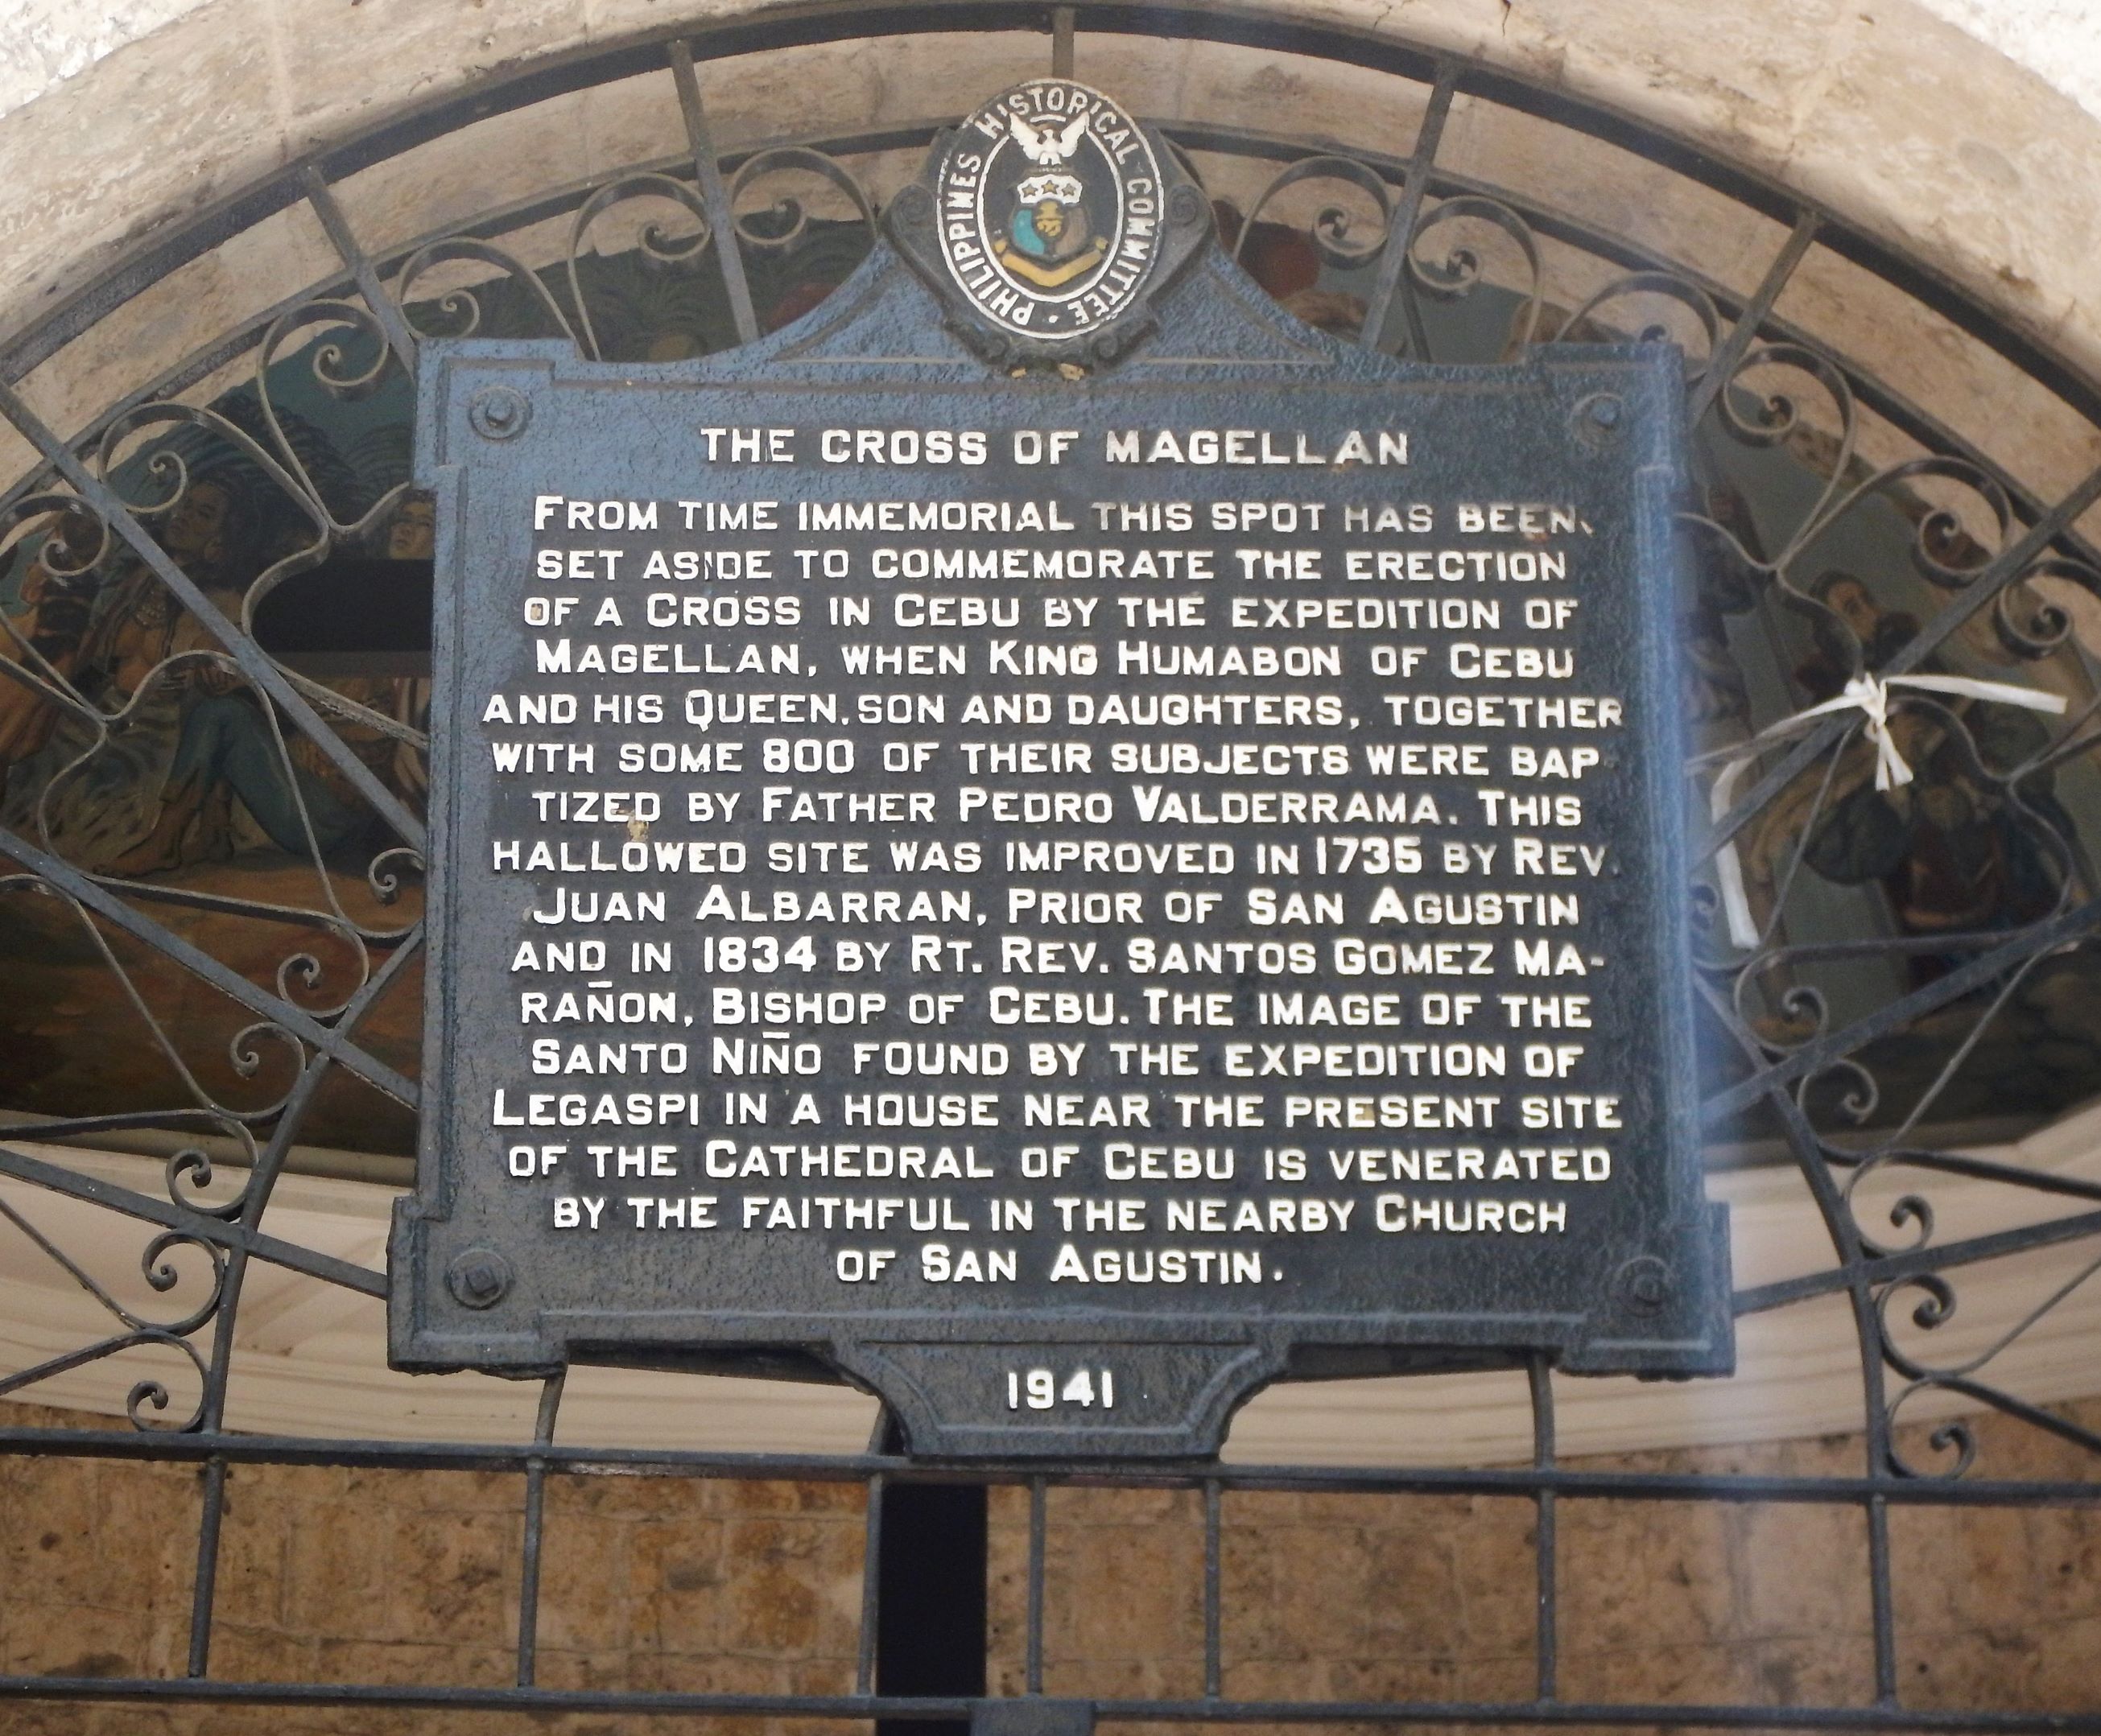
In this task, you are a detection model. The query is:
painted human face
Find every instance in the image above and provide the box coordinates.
[387,497,436,561]
[164,480,229,566]
[1825,578,1880,642]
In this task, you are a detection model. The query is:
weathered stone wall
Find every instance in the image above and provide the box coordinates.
[5,1391,2100,1730]
[4,0,2101,388]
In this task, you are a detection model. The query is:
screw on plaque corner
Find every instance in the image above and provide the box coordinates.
[1611,1254,1673,1317]
[468,385,531,441]
[447,1247,514,1309]
[1570,392,1627,450]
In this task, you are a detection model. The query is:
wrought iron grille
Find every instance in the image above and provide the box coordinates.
[4,2,2101,1726]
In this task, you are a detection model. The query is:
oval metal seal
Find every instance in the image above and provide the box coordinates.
[937,79,1166,341]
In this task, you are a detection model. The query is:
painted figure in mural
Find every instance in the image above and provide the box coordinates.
[0,516,102,783]
[1797,571,1917,687]
[383,493,435,561]
[106,494,431,878]
[1682,483,1758,755]
[1793,569,2070,975]
[74,464,278,867]
[77,472,248,710]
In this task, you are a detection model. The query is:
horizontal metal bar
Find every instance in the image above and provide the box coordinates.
[1736,1206,2101,1315]
[3,1678,2100,1731]
[0,1144,387,1298]
[7,1425,2101,1507]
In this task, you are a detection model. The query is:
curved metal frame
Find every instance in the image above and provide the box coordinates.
[2,2,2101,1726]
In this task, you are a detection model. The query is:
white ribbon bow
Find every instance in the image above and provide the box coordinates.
[1710,671,2066,950]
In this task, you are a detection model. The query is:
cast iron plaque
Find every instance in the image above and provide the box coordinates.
[391,82,1732,1457]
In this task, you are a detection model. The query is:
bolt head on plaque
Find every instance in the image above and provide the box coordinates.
[446,1247,514,1309]
[890,78,1205,367]
[468,385,531,441]
[1612,1254,1674,1317]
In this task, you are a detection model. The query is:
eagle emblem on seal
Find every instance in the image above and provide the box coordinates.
[935,79,1166,340]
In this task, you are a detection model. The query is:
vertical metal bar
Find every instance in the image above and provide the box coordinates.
[1527,1354,1558,1702]
[1203,1477,1223,1700]
[1050,6,1075,77]
[1360,61,1459,357]
[1868,1491,1899,1703]
[184,1218,262,1680]
[667,40,761,347]
[1026,1475,1048,1693]
[857,1471,885,1697]
[185,1453,229,1677]
[1685,208,1818,423]
[515,1371,564,1689]
[1711,1000,1905,1712]
[176,923,420,1680]
[300,166,421,381]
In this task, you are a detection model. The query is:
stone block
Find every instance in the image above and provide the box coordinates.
[547,1466,697,1522]
[345,1462,519,1513]
[1744,1631,1878,1708]
[374,1501,518,1647]
[531,1643,646,1693]
[211,1469,293,1631]
[1218,1652,1327,1702]
[0,0,287,338]
[1047,1483,1200,1529]
[535,1490,637,1654]
[283,1497,390,1643]
[1326,1652,1466,1702]
[646,1646,792,1694]
[2027,1612,2101,1711]
[1221,1514,1372,1662]
[717,1512,862,1657]
[629,1512,729,1654]
[1042,1495,1202,1666]
[1888,1503,2036,1639]
[2021,1501,2101,1623]
[2,1598,162,1679]
[1558,1635,1760,1705]
[311,1635,513,1688]
[274,0,582,134]
[1736,1501,1872,1643]
[1557,1499,1737,1658]
[714,1475,864,1516]
[1445,1497,1539,1660]
[1898,1621,2046,1710]
[210,1618,320,1683]
[1458,1651,1538,1701]
[31,1457,197,1627]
